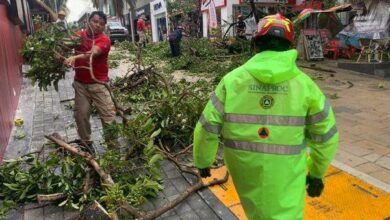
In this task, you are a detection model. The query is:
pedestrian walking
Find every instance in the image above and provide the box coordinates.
[137,14,146,47]
[168,25,187,57]
[145,20,152,44]
[193,13,339,220]
[64,11,117,152]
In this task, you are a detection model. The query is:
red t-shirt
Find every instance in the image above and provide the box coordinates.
[137,18,145,31]
[74,30,111,83]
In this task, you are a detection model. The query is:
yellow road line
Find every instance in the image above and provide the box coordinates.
[203,166,390,220]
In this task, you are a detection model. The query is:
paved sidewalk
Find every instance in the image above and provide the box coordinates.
[299,60,390,191]
[4,69,237,220]
[4,59,390,219]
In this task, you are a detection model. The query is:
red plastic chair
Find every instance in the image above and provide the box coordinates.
[323,39,340,59]
[340,45,357,59]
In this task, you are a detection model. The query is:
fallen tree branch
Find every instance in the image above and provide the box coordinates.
[60,98,75,103]
[37,193,66,204]
[173,144,192,157]
[83,167,93,195]
[118,142,230,220]
[120,202,142,218]
[71,200,111,220]
[45,134,114,186]
[298,64,336,73]
[347,81,354,88]
[136,172,229,220]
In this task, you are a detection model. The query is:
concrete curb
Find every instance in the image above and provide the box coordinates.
[332,160,390,194]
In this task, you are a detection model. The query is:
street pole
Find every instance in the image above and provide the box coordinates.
[99,0,104,11]
[249,0,259,23]
[54,0,58,13]
[130,10,135,43]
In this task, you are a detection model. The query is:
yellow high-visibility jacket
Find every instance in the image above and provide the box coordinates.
[193,49,339,220]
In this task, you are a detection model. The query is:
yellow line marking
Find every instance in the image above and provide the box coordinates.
[204,166,390,220]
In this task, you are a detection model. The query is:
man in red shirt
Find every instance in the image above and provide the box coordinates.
[136,14,146,46]
[64,11,116,151]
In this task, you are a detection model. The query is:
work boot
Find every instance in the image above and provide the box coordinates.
[82,142,97,156]
[68,139,97,156]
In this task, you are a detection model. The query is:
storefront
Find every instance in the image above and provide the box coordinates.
[150,0,168,42]
[134,3,151,42]
[201,0,229,38]
[201,0,297,38]
[0,0,31,160]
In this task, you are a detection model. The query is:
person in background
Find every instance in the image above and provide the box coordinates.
[137,14,146,47]
[56,10,68,31]
[145,19,152,44]
[168,25,187,57]
[193,14,338,220]
[64,11,117,153]
[236,14,246,39]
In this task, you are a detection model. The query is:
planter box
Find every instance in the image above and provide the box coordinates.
[337,61,390,78]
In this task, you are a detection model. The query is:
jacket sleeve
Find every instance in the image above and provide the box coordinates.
[193,79,226,169]
[306,87,339,179]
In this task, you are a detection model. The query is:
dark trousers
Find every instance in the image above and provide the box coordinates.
[169,40,181,57]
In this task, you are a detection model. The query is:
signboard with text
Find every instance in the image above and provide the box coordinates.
[151,0,166,15]
[201,0,227,11]
[239,0,296,4]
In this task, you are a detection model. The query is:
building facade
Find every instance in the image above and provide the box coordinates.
[201,0,298,38]
[150,0,168,42]
[0,0,33,161]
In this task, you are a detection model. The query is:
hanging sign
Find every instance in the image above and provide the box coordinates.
[201,0,226,11]
[208,0,218,28]
[239,0,296,4]
[151,0,166,15]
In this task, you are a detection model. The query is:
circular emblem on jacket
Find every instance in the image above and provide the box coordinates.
[258,127,269,139]
[260,95,274,109]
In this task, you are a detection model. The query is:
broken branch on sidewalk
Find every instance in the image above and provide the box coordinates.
[45,134,114,186]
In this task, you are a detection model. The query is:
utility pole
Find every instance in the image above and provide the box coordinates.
[54,0,58,13]
[99,0,104,11]
[249,0,259,23]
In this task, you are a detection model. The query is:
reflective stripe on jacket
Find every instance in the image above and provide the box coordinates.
[193,49,339,220]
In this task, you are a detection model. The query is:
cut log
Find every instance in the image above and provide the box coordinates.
[37,193,66,204]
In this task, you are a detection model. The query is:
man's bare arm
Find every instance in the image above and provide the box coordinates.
[64,45,103,66]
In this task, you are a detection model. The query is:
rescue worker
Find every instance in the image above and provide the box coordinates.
[56,10,68,31]
[193,14,339,220]
[236,14,246,39]
[168,25,187,57]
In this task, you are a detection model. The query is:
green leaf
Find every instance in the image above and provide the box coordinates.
[143,141,155,156]
[26,194,37,199]
[150,129,161,138]
[3,183,20,191]
[58,199,68,207]
[148,154,164,166]
[19,187,28,200]
[14,130,26,140]
[71,203,80,210]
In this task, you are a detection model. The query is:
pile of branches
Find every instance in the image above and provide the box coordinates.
[6,23,255,219]
[3,45,227,220]
[0,124,164,219]
[0,95,226,219]
[111,64,213,150]
[114,38,252,79]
